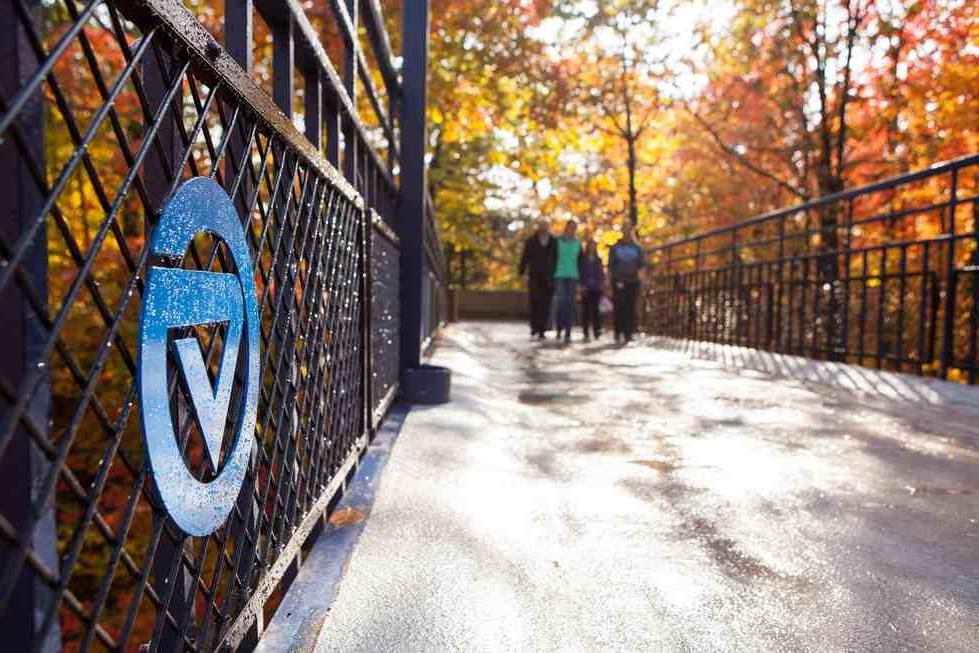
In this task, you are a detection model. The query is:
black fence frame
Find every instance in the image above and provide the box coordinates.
[644,155,979,384]
[0,0,444,650]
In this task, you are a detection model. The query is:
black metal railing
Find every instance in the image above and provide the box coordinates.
[370,210,400,426]
[644,155,979,384]
[0,0,444,650]
[421,193,448,351]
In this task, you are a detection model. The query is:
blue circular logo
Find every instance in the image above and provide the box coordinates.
[138,177,260,537]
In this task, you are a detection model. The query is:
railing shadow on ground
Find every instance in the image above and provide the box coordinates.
[647,335,979,420]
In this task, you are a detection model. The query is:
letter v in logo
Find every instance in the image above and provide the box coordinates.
[138,178,260,537]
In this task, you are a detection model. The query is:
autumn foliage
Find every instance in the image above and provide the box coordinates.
[9,0,978,649]
[429,0,978,288]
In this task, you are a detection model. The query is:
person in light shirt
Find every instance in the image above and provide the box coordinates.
[552,219,583,344]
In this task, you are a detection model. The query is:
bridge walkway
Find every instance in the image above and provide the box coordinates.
[312,321,977,651]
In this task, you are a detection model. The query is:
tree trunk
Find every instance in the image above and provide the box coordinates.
[627,135,638,228]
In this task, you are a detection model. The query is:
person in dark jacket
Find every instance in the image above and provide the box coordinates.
[519,218,558,339]
[609,225,646,343]
[580,238,605,341]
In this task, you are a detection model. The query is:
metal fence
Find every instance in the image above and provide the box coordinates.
[371,211,400,427]
[0,0,443,650]
[644,155,979,383]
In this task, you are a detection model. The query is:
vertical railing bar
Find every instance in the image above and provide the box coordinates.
[969,199,979,384]
[896,243,908,370]
[765,261,775,348]
[940,167,959,378]
[342,0,358,185]
[0,0,59,647]
[694,240,702,341]
[775,215,785,351]
[811,254,823,359]
[800,250,810,355]
[707,265,716,344]
[272,15,295,118]
[858,249,869,365]
[398,0,430,372]
[362,205,373,441]
[968,265,978,385]
[841,198,854,361]
[876,247,887,369]
[752,262,760,346]
[753,263,763,349]
[387,92,398,172]
[730,227,738,346]
[716,265,722,345]
[304,70,322,150]
[716,244,723,344]
[664,246,672,337]
[325,89,340,167]
[786,258,796,354]
[918,242,930,374]
[225,0,255,224]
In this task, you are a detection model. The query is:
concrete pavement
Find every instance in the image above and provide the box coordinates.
[313,322,979,652]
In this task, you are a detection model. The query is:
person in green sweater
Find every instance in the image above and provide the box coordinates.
[554,218,584,343]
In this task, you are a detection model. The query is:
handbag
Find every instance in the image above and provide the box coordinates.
[599,295,613,315]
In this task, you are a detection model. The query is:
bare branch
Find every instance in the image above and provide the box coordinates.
[686,106,809,200]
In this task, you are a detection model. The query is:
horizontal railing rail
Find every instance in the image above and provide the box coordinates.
[644,156,979,384]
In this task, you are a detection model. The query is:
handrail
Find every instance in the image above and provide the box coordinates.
[648,153,979,253]
[643,156,979,384]
[122,0,362,206]
[277,0,397,186]
[361,0,401,95]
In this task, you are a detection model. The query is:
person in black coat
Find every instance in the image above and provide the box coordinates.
[609,224,647,343]
[519,218,558,339]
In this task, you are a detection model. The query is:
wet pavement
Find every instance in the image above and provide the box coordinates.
[316,322,979,652]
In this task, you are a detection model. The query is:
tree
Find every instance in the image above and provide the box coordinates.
[556,0,666,230]
[685,0,871,205]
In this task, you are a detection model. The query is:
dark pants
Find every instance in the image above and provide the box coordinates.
[613,280,639,340]
[529,279,553,335]
[582,289,602,338]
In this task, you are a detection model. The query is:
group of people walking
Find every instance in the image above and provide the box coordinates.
[518,218,646,344]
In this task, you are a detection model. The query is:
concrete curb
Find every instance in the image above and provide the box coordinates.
[255,404,411,652]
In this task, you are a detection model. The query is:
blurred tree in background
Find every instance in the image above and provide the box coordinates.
[423,0,977,287]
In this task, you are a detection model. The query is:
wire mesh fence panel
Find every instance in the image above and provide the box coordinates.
[370,215,400,426]
[0,0,376,650]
